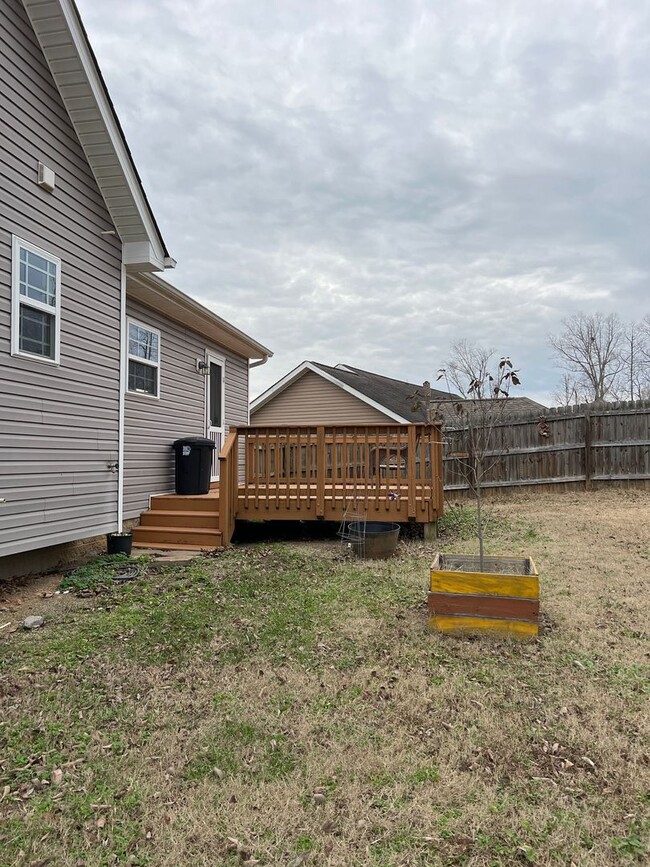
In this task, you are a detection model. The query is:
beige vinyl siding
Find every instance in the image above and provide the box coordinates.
[124,299,249,517]
[0,0,122,558]
[251,371,394,425]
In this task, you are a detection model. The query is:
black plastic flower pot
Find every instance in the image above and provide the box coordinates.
[106,532,133,557]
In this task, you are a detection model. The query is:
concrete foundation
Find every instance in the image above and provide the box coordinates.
[0,519,139,581]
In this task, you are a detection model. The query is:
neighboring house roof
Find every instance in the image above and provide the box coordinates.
[436,396,548,424]
[127,273,273,363]
[251,361,457,423]
[22,0,174,273]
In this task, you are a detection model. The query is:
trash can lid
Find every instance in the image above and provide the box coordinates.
[172,436,216,449]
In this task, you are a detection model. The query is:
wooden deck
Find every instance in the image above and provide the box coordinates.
[133,423,444,550]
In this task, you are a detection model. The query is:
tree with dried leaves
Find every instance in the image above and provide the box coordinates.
[548,312,625,402]
[439,339,497,399]
[436,347,521,570]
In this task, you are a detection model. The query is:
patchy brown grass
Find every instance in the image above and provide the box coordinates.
[1,489,648,866]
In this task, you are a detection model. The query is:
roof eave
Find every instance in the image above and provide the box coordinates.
[127,273,272,363]
[23,0,173,270]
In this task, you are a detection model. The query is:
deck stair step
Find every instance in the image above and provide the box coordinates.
[132,541,222,552]
[132,525,222,550]
[149,494,220,513]
[133,490,222,550]
[139,509,218,529]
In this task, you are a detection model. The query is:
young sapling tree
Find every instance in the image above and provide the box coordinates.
[435,349,521,570]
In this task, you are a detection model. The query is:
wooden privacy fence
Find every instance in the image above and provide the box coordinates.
[443,399,650,494]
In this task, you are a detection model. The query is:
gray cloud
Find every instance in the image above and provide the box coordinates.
[77,0,650,403]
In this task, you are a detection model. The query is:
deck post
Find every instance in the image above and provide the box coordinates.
[423,521,438,542]
[407,424,417,520]
[218,427,238,544]
[230,427,238,537]
[316,426,325,518]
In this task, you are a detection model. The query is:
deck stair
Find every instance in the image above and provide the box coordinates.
[132,490,222,551]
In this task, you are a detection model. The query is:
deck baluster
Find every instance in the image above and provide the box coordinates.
[408,424,417,520]
[316,426,325,518]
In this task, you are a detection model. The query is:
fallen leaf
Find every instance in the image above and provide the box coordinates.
[51,769,63,786]
[96,817,106,830]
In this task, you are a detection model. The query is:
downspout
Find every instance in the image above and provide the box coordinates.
[117,263,127,531]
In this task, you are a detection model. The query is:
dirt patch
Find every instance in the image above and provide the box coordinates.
[0,570,67,635]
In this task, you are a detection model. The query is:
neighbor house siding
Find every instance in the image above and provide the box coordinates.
[0,0,122,558]
[251,371,394,425]
[123,298,249,517]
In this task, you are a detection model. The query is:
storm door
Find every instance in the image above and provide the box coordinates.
[205,354,225,482]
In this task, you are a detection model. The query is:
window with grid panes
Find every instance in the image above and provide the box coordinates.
[127,319,161,397]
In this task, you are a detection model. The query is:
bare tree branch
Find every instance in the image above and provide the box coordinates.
[553,373,590,407]
[441,340,496,399]
[615,320,650,400]
[548,312,625,401]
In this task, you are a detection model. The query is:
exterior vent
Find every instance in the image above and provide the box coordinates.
[37,162,55,192]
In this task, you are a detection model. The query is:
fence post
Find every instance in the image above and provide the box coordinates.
[316,426,325,518]
[407,424,417,519]
[584,411,592,491]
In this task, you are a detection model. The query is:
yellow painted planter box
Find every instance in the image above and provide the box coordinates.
[429,553,539,640]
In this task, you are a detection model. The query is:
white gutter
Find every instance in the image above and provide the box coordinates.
[249,355,269,368]
[117,263,127,531]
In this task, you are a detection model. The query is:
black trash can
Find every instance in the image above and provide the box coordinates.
[172,437,216,495]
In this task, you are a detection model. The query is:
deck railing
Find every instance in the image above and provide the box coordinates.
[218,423,443,542]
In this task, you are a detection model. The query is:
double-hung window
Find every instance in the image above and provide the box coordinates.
[127,319,160,397]
[11,237,61,363]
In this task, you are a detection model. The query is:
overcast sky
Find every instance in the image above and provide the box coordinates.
[77,0,650,404]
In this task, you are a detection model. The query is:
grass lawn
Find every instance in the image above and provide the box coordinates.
[1,490,648,866]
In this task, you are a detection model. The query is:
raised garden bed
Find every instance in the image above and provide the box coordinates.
[428,553,539,639]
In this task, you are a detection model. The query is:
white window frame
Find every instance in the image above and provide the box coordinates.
[126,317,161,399]
[11,236,61,365]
